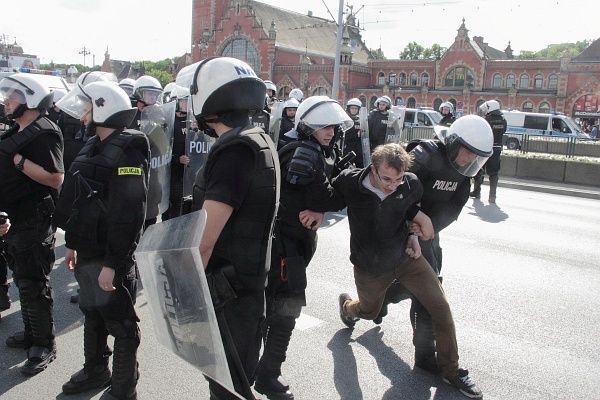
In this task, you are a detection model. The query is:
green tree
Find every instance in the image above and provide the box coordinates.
[370,48,386,60]
[517,39,595,59]
[429,43,447,59]
[145,68,174,88]
[400,42,424,60]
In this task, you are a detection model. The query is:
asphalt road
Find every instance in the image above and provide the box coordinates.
[1,182,599,400]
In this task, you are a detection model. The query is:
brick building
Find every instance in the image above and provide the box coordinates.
[192,0,599,123]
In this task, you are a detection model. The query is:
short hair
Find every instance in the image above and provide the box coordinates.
[371,143,413,172]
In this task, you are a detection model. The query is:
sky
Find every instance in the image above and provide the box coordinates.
[2,0,598,68]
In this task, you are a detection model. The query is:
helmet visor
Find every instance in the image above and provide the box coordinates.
[140,88,163,106]
[56,84,91,120]
[302,105,354,133]
[0,79,28,105]
[445,134,490,177]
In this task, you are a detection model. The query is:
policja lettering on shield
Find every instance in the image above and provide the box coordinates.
[189,140,212,154]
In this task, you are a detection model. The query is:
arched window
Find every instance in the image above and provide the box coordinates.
[433,98,443,112]
[359,95,367,107]
[548,74,558,89]
[410,73,418,86]
[377,72,386,86]
[407,97,416,108]
[395,96,404,107]
[444,66,475,87]
[220,38,260,73]
[399,73,407,85]
[421,73,429,87]
[475,99,486,111]
[534,74,543,89]
[519,74,530,89]
[310,87,329,96]
[278,86,291,99]
[449,99,457,110]
[539,102,551,113]
[506,74,515,88]
[492,73,502,88]
[370,95,378,110]
[522,101,534,112]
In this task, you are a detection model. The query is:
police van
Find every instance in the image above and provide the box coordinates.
[502,110,588,149]
[402,107,442,128]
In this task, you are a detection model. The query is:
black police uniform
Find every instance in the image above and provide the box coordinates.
[439,114,456,127]
[0,115,63,371]
[162,114,186,220]
[367,109,389,152]
[0,237,10,315]
[342,113,363,168]
[378,139,470,369]
[192,125,279,400]
[279,115,294,137]
[54,129,149,399]
[58,111,85,170]
[473,110,506,200]
[256,137,345,396]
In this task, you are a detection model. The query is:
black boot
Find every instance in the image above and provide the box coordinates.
[255,316,295,400]
[411,300,440,375]
[19,281,56,375]
[0,284,10,311]
[63,364,111,394]
[488,174,499,203]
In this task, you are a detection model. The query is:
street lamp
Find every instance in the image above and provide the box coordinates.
[79,46,90,68]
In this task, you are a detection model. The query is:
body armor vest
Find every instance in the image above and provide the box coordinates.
[192,126,279,290]
[54,130,149,246]
[0,118,62,211]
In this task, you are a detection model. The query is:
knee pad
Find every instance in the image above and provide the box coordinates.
[17,279,51,302]
[273,295,304,319]
[105,318,140,342]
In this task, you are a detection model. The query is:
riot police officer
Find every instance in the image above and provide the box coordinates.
[472,100,507,203]
[278,97,299,136]
[342,97,363,168]
[0,73,65,374]
[255,96,351,400]
[128,75,163,130]
[189,57,279,400]
[47,88,68,125]
[288,88,303,103]
[368,96,391,151]
[374,116,493,377]
[54,81,149,400]
[438,101,456,127]
[162,85,190,220]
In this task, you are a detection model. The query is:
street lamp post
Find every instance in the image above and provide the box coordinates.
[389,73,397,105]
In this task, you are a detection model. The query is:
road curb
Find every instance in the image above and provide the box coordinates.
[496,178,600,200]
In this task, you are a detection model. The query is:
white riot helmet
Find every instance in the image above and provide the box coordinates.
[56,81,136,129]
[478,99,500,116]
[434,115,493,177]
[173,85,190,114]
[0,73,54,119]
[133,75,163,106]
[119,78,136,97]
[190,57,265,136]
[439,101,454,115]
[264,80,277,96]
[375,96,391,110]
[163,82,177,103]
[288,88,304,102]
[283,98,299,111]
[346,98,362,115]
[294,96,353,140]
[76,71,118,86]
[52,88,68,104]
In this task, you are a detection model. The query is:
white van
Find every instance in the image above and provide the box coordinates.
[402,108,442,128]
[502,110,588,149]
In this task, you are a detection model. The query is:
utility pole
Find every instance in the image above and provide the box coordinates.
[331,0,343,101]
[79,46,90,68]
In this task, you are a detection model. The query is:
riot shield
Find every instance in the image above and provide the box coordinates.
[359,107,371,167]
[268,101,284,144]
[141,102,176,220]
[183,102,215,197]
[135,210,242,399]
[385,106,406,144]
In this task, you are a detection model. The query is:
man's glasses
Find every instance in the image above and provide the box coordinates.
[376,169,405,186]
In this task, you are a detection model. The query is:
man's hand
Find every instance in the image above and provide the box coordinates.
[299,210,324,231]
[405,235,422,259]
[411,211,435,240]
[98,267,116,291]
[65,248,77,271]
[179,155,190,165]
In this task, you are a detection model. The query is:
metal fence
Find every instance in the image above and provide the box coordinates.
[504,133,600,158]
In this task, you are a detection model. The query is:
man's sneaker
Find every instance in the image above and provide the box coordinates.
[20,346,57,375]
[6,331,26,348]
[443,368,482,399]
[62,365,112,394]
[255,374,294,399]
[414,353,441,375]
[338,293,359,328]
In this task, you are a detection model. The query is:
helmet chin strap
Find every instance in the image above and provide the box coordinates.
[6,103,28,120]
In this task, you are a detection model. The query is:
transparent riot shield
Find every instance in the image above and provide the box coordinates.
[385,106,406,144]
[135,210,242,399]
[268,101,284,144]
[359,107,371,167]
[141,102,175,220]
[183,103,215,197]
